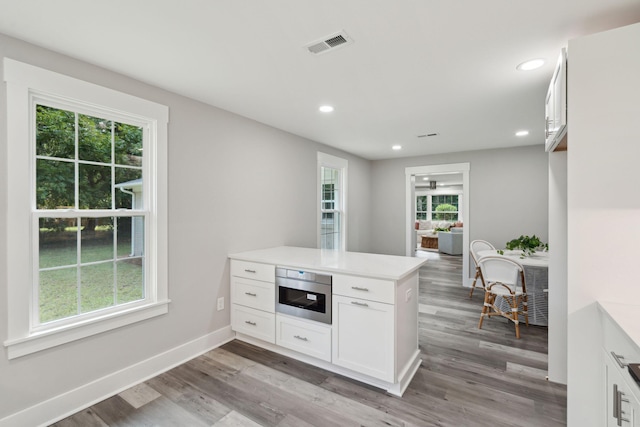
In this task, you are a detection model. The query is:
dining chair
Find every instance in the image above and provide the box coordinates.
[469,239,495,298]
[477,255,529,338]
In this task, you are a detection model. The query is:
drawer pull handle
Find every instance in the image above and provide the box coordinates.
[245,320,257,326]
[611,351,628,368]
[244,269,257,274]
[618,389,627,426]
[351,301,369,307]
[614,384,630,426]
[613,384,619,420]
[351,286,369,291]
[245,292,257,297]
[294,335,308,341]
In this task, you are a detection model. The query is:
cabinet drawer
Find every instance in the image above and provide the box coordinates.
[232,277,275,313]
[276,314,331,362]
[231,304,275,343]
[333,274,395,304]
[231,260,275,283]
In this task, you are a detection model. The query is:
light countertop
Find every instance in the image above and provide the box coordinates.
[599,300,640,353]
[228,246,427,281]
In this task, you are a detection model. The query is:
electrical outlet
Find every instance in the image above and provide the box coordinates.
[217,297,224,311]
[405,288,412,302]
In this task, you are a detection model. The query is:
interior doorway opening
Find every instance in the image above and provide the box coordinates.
[405,163,471,286]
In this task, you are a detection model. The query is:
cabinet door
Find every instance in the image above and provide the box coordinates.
[604,349,636,426]
[332,295,394,382]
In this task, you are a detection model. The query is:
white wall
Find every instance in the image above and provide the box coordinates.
[548,151,567,384]
[0,33,371,422]
[370,145,549,264]
[567,22,640,426]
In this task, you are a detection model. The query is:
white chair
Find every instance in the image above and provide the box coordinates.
[469,239,495,298]
[477,256,529,338]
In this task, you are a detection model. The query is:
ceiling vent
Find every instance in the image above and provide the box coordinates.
[305,31,353,55]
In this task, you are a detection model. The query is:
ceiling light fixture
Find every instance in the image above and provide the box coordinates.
[516,58,545,71]
[319,105,334,113]
[392,145,402,150]
[515,130,530,137]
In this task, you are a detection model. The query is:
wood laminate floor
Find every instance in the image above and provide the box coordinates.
[52,252,567,426]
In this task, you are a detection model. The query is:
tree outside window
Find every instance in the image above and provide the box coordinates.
[36,104,145,324]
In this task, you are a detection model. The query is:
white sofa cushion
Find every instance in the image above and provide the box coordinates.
[418,220,432,230]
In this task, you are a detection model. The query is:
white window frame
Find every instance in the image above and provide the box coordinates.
[416,190,463,222]
[3,58,169,359]
[429,193,461,221]
[317,152,347,251]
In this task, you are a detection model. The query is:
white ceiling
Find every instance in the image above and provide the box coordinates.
[415,173,462,189]
[1,1,639,160]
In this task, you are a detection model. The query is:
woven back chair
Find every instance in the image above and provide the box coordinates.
[469,240,495,298]
[477,255,529,338]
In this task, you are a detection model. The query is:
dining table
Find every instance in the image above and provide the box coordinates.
[476,249,549,326]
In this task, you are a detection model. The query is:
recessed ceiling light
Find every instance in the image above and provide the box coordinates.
[422,177,429,181]
[516,59,545,71]
[515,130,530,137]
[392,145,402,150]
[319,105,334,113]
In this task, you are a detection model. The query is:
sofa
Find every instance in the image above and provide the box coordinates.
[416,219,462,242]
[415,220,454,238]
[438,227,463,255]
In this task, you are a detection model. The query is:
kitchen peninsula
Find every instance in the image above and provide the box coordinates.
[228,246,427,396]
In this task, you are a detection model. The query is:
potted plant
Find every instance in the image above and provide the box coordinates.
[498,235,548,258]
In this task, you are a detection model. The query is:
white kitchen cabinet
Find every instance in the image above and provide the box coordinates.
[331,272,418,387]
[230,259,275,283]
[604,350,636,426]
[332,273,395,304]
[276,314,331,362]
[545,48,567,152]
[231,304,276,343]
[230,260,276,343]
[232,276,275,312]
[601,304,640,426]
[332,294,395,382]
[228,246,425,396]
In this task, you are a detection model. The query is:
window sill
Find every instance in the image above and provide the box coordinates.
[3,300,170,359]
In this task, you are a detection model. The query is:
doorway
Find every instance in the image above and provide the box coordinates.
[405,163,471,286]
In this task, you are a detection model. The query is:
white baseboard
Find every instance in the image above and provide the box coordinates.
[0,326,235,427]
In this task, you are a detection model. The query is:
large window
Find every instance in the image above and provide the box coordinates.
[4,59,169,359]
[431,195,459,221]
[318,153,347,250]
[416,194,460,221]
[36,104,145,326]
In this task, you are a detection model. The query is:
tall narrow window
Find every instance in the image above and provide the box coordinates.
[416,195,428,220]
[318,153,347,250]
[35,104,145,326]
[4,59,168,359]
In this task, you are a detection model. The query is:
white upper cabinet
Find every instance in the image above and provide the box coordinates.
[545,48,568,152]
